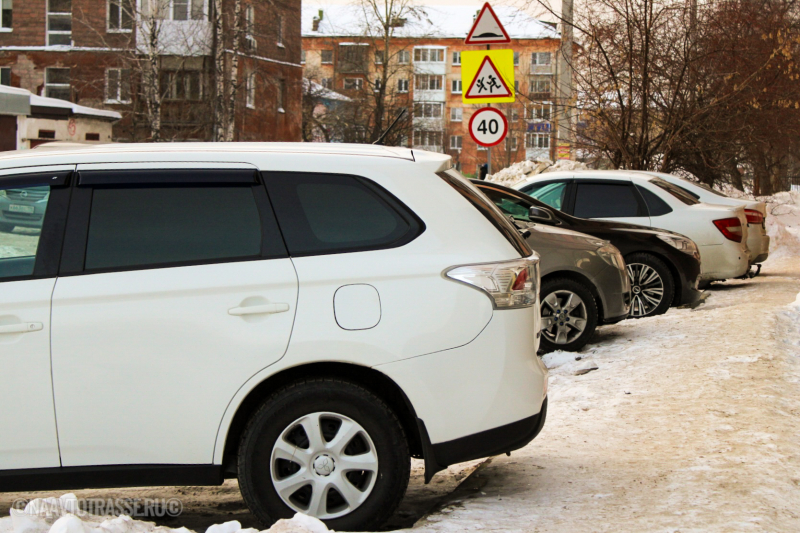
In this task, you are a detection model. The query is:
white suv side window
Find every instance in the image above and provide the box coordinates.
[0,185,50,279]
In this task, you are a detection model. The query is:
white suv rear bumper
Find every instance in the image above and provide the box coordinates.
[376,305,547,448]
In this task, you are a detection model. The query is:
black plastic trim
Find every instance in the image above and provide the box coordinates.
[0,170,72,189]
[419,398,548,482]
[0,465,224,492]
[78,169,258,186]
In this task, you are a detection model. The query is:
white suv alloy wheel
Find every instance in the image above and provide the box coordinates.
[270,412,379,519]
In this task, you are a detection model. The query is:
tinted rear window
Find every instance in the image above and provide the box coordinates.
[85,186,263,270]
[635,185,673,216]
[438,170,532,257]
[649,177,700,205]
[264,172,423,256]
[574,183,641,218]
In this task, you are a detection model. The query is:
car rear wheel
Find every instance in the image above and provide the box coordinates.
[237,379,410,532]
[539,278,598,353]
[625,253,674,318]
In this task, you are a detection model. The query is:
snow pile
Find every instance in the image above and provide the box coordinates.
[486,159,552,186]
[763,191,800,259]
[487,159,590,187]
[0,496,330,533]
[779,291,800,351]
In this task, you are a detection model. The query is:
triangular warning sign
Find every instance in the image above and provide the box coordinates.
[464,56,513,99]
[465,3,511,44]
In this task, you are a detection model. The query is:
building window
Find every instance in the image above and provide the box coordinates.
[374,78,382,92]
[172,0,189,20]
[1,0,11,29]
[277,78,285,111]
[532,52,552,66]
[529,76,552,99]
[414,47,444,63]
[450,135,462,150]
[108,0,132,31]
[413,102,443,118]
[514,80,519,93]
[321,77,333,89]
[510,108,520,122]
[375,50,384,64]
[246,71,255,108]
[244,5,256,51]
[344,78,363,90]
[450,107,462,122]
[528,103,552,121]
[477,144,487,151]
[413,130,442,147]
[513,51,520,66]
[397,78,408,93]
[38,130,56,139]
[47,0,72,46]
[85,133,100,141]
[397,50,410,64]
[105,68,131,103]
[451,79,462,94]
[161,70,202,100]
[0,67,10,86]
[526,132,550,149]
[276,14,283,46]
[300,50,305,63]
[45,67,70,100]
[508,136,518,151]
[452,51,461,65]
[338,44,368,71]
[415,74,442,91]
[321,50,333,64]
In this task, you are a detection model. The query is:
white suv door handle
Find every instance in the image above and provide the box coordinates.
[228,303,290,316]
[0,322,43,334]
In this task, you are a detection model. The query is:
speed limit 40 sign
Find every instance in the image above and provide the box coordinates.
[469,107,508,147]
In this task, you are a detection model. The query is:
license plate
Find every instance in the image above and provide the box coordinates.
[8,204,35,214]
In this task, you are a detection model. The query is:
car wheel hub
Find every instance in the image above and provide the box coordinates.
[270,412,379,520]
[313,454,336,476]
[627,263,664,317]
[541,290,588,345]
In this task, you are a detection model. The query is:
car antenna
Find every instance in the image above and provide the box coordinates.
[373,108,407,146]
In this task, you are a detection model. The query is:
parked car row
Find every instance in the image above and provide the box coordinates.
[0,145,770,532]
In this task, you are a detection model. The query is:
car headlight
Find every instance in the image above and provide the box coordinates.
[657,233,700,260]
[597,243,626,270]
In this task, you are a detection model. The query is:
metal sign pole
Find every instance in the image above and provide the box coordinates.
[486,43,491,176]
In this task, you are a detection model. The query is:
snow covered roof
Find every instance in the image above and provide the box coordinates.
[0,84,121,121]
[303,79,352,102]
[302,4,560,40]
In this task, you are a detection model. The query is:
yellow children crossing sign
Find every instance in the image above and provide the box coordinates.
[461,49,515,104]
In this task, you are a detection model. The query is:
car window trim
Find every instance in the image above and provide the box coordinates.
[0,173,72,283]
[77,169,259,186]
[59,170,288,277]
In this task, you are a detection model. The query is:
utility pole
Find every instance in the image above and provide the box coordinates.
[557,0,574,160]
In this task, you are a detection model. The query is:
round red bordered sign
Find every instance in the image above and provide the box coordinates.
[469,107,508,147]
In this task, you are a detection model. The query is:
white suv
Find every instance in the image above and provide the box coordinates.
[0,144,548,531]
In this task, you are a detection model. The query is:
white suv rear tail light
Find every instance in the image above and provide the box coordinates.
[445,255,540,309]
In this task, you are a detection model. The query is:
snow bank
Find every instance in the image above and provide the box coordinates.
[763,191,800,259]
[486,159,590,187]
[0,496,330,533]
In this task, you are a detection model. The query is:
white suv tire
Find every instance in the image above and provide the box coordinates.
[237,379,411,531]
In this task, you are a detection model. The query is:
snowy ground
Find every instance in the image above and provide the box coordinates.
[2,192,800,533]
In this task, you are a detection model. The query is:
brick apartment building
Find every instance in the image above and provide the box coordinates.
[0,0,301,144]
[302,4,562,176]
